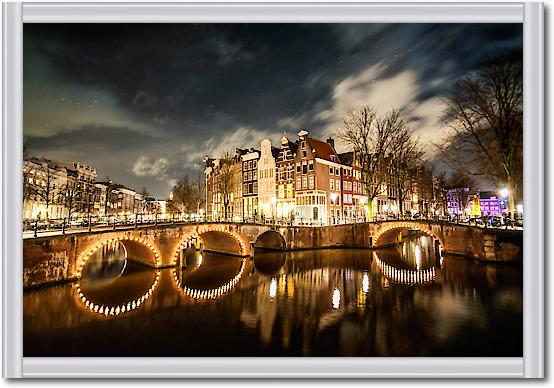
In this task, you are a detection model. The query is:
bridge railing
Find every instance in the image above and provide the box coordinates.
[22,211,523,238]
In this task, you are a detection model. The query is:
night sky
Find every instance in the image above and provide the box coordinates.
[24,23,522,198]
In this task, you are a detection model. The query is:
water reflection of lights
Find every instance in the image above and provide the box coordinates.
[269,278,277,298]
[197,254,203,268]
[415,244,421,270]
[362,272,369,293]
[173,260,245,300]
[75,271,161,317]
[332,288,341,309]
[374,254,436,285]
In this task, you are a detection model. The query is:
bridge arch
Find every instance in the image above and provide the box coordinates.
[76,236,162,278]
[169,225,250,265]
[373,221,444,247]
[253,230,286,251]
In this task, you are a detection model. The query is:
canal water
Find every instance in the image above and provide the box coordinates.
[24,232,523,357]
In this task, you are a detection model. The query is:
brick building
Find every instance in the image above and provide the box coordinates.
[275,135,297,220]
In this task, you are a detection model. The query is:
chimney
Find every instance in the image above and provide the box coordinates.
[326,137,335,149]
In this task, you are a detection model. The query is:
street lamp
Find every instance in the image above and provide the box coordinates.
[500,187,509,198]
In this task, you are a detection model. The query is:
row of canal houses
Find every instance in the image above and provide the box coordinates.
[205,130,423,226]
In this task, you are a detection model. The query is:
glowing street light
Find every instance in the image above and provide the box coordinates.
[500,187,509,198]
[330,192,337,205]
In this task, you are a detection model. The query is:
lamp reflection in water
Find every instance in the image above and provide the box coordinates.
[362,272,369,293]
[269,278,277,298]
[332,288,341,309]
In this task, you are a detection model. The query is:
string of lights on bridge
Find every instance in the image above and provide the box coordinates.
[76,236,162,278]
[373,222,442,246]
[170,226,248,265]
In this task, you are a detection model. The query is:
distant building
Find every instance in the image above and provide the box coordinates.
[242,148,260,219]
[446,187,471,216]
[23,158,97,220]
[257,139,280,219]
[205,149,247,219]
[294,130,342,225]
[338,151,367,222]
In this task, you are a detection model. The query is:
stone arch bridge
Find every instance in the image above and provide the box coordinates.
[23,220,522,287]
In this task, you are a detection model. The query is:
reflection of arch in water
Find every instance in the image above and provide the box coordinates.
[170,227,248,265]
[173,259,246,300]
[373,252,436,285]
[253,230,286,251]
[76,237,162,278]
[253,251,286,276]
[374,223,444,247]
[75,270,161,317]
[80,241,128,282]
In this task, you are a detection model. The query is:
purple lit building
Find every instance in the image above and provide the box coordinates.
[478,191,502,216]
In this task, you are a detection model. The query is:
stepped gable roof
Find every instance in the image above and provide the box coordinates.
[288,140,299,155]
[307,137,339,162]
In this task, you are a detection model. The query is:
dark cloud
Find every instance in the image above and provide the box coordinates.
[24,23,522,197]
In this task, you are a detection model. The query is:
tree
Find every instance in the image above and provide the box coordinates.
[30,159,59,220]
[216,150,237,220]
[168,174,206,215]
[337,106,415,220]
[391,134,424,214]
[193,170,206,213]
[437,55,523,212]
[59,180,80,221]
[139,187,155,214]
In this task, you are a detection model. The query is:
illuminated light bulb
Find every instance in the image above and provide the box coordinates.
[121,305,126,313]
[132,301,136,309]
[110,307,115,315]
[99,306,104,314]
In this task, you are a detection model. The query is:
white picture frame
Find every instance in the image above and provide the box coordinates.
[2,1,544,378]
